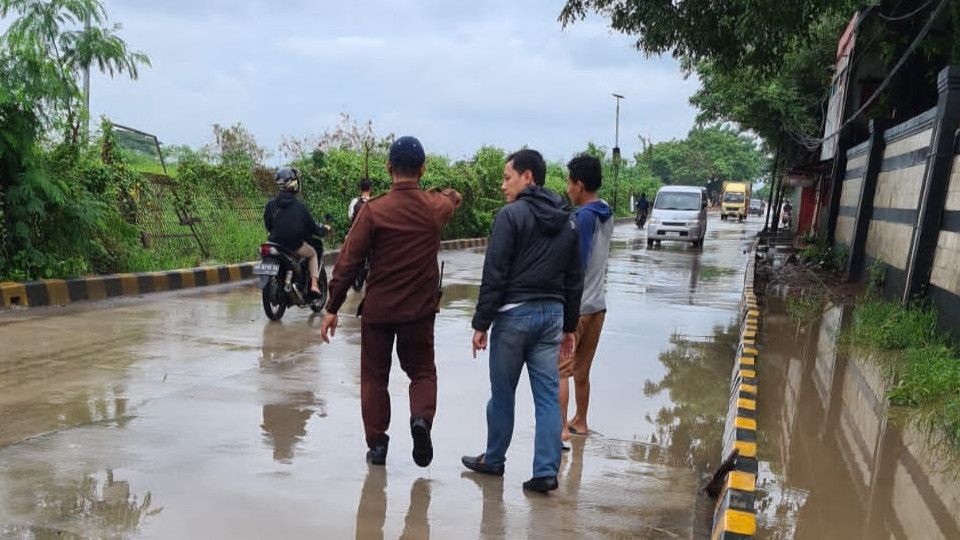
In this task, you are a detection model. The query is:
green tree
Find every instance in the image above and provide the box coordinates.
[0,0,149,279]
[560,0,959,162]
[754,182,771,202]
[649,126,765,200]
[203,122,268,169]
[550,142,663,215]
[0,0,150,142]
[559,0,856,76]
[687,7,854,157]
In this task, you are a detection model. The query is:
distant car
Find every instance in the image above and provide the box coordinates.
[749,199,764,216]
[646,186,708,248]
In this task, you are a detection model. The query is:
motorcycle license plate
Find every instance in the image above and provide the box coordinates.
[253,263,279,276]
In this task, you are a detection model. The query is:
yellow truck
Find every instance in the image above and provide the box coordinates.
[720,181,751,221]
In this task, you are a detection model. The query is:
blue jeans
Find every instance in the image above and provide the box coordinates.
[484,301,563,478]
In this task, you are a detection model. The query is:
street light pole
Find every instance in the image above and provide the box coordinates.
[82,13,91,144]
[612,93,624,213]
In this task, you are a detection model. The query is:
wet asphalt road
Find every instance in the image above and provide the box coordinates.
[0,216,760,539]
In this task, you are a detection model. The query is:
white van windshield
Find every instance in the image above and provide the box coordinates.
[654,192,701,211]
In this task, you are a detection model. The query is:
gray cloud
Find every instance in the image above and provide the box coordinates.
[85,0,699,162]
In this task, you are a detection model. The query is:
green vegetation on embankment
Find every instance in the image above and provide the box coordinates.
[0,115,666,282]
[848,298,960,448]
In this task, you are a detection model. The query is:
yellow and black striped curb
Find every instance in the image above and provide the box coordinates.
[712,242,761,540]
[439,237,487,251]
[0,237,489,310]
[0,263,257,309]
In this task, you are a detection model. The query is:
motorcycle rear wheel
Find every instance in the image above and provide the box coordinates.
[310,268,328,313]
[263,277,287,320]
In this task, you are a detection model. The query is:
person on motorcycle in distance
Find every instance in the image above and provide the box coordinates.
[263,168,331,297]
[636,192,650,224]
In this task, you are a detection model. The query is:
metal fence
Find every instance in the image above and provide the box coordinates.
[113,124,268,266]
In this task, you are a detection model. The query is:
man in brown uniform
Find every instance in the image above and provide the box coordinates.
[320,136,461,468]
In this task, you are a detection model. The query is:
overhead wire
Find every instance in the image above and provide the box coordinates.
[782,0,949,150]
[878,0,936,21]
[779,12,881,151]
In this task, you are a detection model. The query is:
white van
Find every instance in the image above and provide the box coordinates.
[646,186,708,248]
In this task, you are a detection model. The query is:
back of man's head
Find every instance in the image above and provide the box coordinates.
[507,149,546,186]
[567,155,602,193]
[388,136,426,179]
[359,178,373,192]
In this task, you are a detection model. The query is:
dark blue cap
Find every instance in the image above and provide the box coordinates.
[389,136,426,169]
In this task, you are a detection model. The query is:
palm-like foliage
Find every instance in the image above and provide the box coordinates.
[0,0,150,140]
[0,0,149,280]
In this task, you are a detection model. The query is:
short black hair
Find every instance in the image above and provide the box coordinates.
[507,149,546,186]
[390,163,422,178]
[567,155,602,192]
[359,178,373,192]
[388,136,426,178]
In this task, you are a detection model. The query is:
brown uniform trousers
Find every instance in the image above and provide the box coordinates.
[360,315,437,447]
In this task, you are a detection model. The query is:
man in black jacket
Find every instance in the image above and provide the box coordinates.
[462,149,582,494]
[263,168,329,296]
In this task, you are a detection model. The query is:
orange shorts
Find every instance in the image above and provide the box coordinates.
[558,311,606,379]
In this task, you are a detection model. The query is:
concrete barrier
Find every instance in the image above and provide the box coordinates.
[710,242,760,540]
[0,263,258,309]
[1,237,489,309]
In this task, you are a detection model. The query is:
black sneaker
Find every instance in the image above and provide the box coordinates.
[366,438,388,466]
[461,454,504,476]
[522,476,558,493]
[410,417,433,467]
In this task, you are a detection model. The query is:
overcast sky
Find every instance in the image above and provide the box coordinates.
[83,0,699,163]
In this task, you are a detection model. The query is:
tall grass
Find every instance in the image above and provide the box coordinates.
[849,298,960,447]
[122,149,179,177]
[850,299,941,350]
[202,205,264,264]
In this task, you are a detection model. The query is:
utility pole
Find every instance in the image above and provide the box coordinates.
[612,93,624,213]
[82,13,91,144]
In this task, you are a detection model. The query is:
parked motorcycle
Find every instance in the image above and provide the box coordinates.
[255,216,332,321]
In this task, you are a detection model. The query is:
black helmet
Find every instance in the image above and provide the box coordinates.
[275,167,300,192]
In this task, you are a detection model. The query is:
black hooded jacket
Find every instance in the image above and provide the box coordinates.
[263,191,325,251]
[472,185,583,333]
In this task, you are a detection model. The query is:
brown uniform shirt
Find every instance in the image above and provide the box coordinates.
[326,180,460,324]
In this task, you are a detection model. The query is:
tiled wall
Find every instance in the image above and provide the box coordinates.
[863,126,931,274]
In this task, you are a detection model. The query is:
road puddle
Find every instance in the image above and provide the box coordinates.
[757,296,960,538]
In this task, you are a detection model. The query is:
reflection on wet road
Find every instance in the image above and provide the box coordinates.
[757,299,960,539]
[0,217,759,538]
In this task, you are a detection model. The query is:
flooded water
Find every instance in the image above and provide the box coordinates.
[756,297,960,539]
[0,217,759,538]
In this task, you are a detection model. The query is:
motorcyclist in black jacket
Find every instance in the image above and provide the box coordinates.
[635,192,650,226]
[263,168,330,296]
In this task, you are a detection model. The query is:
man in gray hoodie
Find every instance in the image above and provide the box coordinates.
[559,155,613,444]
